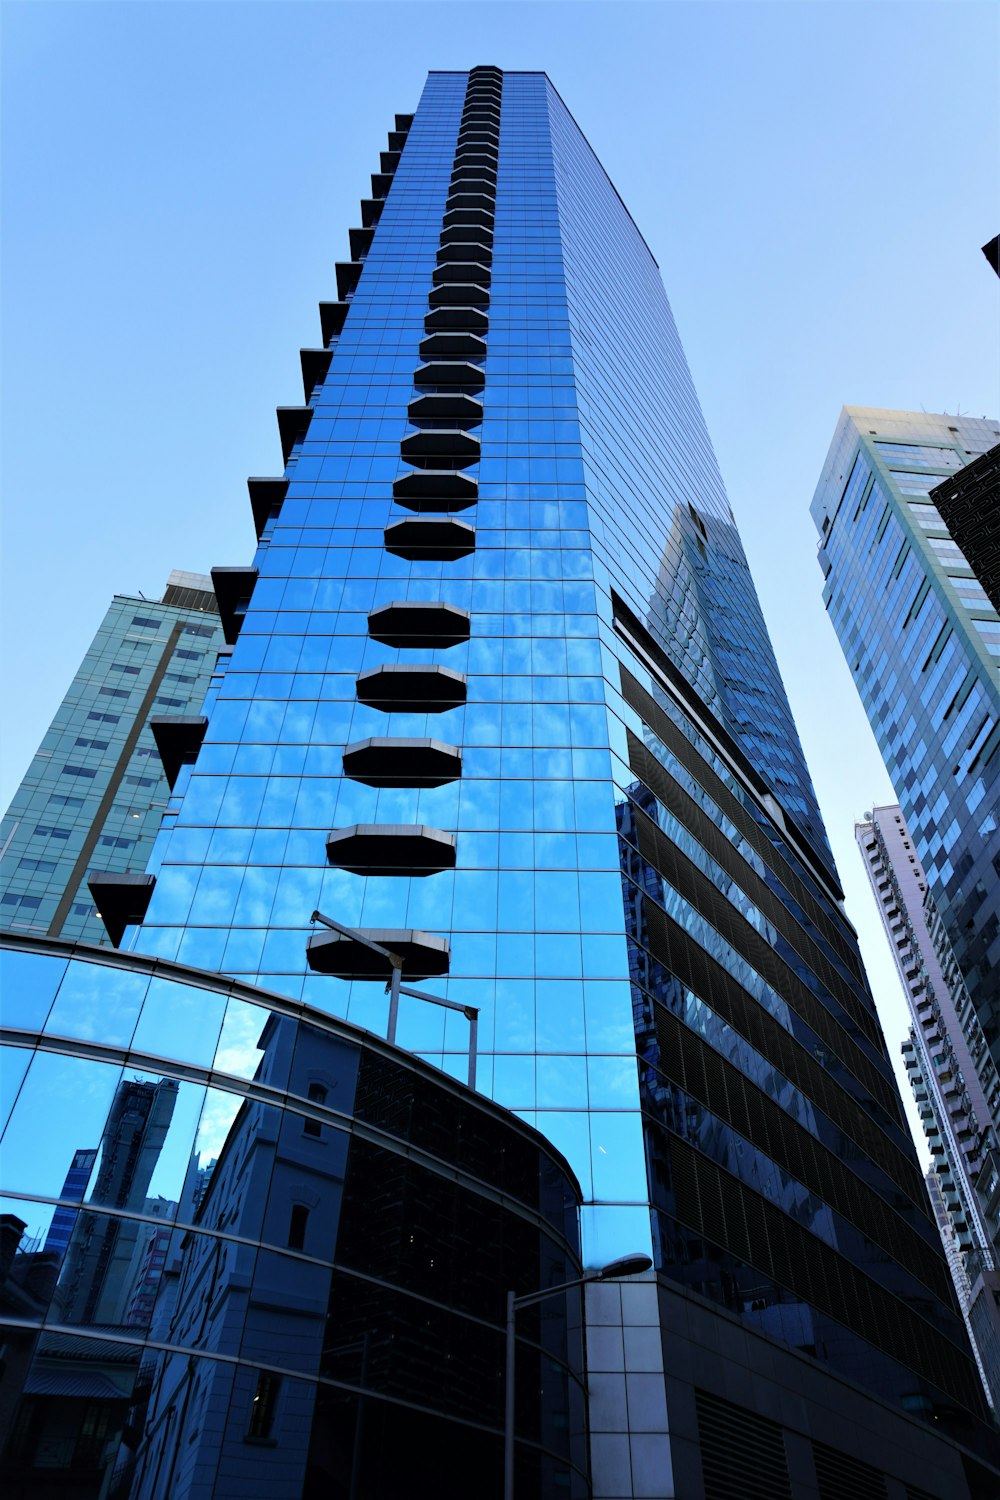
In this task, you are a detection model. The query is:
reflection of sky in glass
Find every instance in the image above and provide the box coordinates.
[194,1088,243,1166]
[44,962,148,1047]
[215,998,267,1080]
[1,1051,121,1199]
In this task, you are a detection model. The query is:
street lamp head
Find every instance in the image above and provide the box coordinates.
[594,1253,653,1281]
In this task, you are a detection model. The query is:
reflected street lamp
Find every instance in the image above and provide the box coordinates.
[503,1252,653,1500]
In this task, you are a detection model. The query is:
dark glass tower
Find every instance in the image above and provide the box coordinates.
[4,67,999,1500]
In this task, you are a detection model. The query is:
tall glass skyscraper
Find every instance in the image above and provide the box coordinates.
[0,570,223,945]
[811,409,1000,1067]
[4,71,1000,1500]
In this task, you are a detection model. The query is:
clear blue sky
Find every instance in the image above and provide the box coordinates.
[3,1,998,1153]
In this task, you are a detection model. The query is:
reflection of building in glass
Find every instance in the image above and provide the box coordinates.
[58,1078,177,1327]
[0,572,223,946]
[43,1150,98,1258]
[811,410,1000,1066]
[931,445,1000,615]
[4,67,1000,1500]
[0,940,585,1500]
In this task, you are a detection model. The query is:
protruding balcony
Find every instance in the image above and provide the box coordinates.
[413,359,486,390]
[453,150,498,170]
[446,191,496,213]
[277,406,313,464]
[150,715,208,789]
[442,207,494,232]
[460,115,500,134]
[248,476,288,539]
[349,226,374,260]
[387,130,408,153]
[419,331,488,361]
[424,304,489,333]
[393,468,478,510]
[428,282,490,309]
[336,262,362,300]
[88,874,157,949]
[326,824,457,877]
[452,165,500,187]
[395,113,414,132]
[301,347,333,403]
[359,198,384,228]
[455,137,497,157]
[368,600,471,648]
[319,301,349,342]
[439,223,493,250]
[212,565,258,644]
[380,150,401,174]
[307,927,450,979]
[357,664,467,713]
[384,517,476,561]
[343,736,463,787]
[400,428,480,468]
[370,172,393,199]
[434,261,492,287]
[436,240,493,265]
[408,391,483,424]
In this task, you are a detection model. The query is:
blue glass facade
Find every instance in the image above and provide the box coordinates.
[811,409,1000,1063]
[4,72,998,1500]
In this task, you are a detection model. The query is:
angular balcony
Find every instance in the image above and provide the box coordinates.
[387,130,408,152]
[384,516,476,561]
[277,406,313,464]
[393,468,478,510]
[356,663,467,713]
[427,282,490,309]
[451,155,498,176]
[88,873,157,948]
[326,824,457,877]
[349,225,374,260]
[150,715,208,789]
[442,207,494,233]
[319,300,349,343]
[336,261,363,300]
[434,263,492,291]
[446,191,496,214]
[424,303,489,334]
[413,359,486,390]
[300,347,333,403]
[407,391,483,424]
[248,476,288,539]
[380,150,401,174]
[211,565,258,644]
[307,927,450,979]
[359,198,384,228]
[439,223,493,250]
[395,113,414,132]
[400,428,480,469]
[343,736,463,787]
[455,137,497,157]
[419,331,488,361]
[436,240,493,265]
[368,600,471,648]
[370,172,393,199]
[450,170,497,194]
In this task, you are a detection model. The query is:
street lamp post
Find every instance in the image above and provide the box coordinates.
[502,1252,653,1500]
[308,909,480,1087]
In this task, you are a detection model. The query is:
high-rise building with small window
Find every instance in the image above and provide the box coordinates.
[857,803,1000,1400]
[812,410,1000,1067]
[4,75,1000,1500]
[0,571,224,944]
